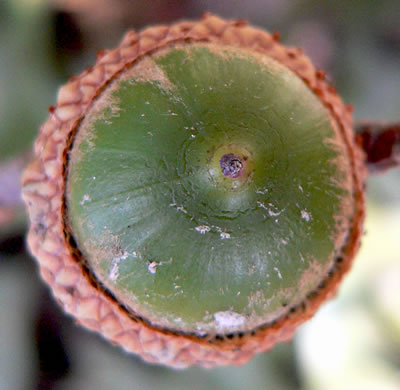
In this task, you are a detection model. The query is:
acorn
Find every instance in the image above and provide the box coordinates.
[22,14,367,368]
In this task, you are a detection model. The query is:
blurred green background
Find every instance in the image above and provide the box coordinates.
[1,0,400,389]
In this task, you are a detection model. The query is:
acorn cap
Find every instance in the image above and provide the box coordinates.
[22,14,366,368]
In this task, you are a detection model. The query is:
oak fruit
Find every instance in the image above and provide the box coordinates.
[22,14,366,368]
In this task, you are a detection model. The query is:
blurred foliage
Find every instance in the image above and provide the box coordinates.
[0,0,399,389]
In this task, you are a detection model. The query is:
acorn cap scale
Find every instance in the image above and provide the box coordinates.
[22,14,366,368]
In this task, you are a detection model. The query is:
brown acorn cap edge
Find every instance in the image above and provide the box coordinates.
[21,14,366,368]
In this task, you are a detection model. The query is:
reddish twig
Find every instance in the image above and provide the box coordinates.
[355,121,400,174]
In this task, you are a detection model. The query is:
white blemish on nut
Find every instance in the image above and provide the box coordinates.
[148,261,158,274]
[177,206,187,214]
[214,311,246,328]
[268,209,281,217]
[109,261,120,281]
[257,201,282,217]
[256,187,268,194]
[257,201,268,210]
[169,203,188,214]
[109,251,129,281]
[80,194,91,205]
[195,225,210,234]
[301,210,312,222]
[273,267,283,279]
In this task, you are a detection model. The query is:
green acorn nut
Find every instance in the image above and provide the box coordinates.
[22,14,366,368]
